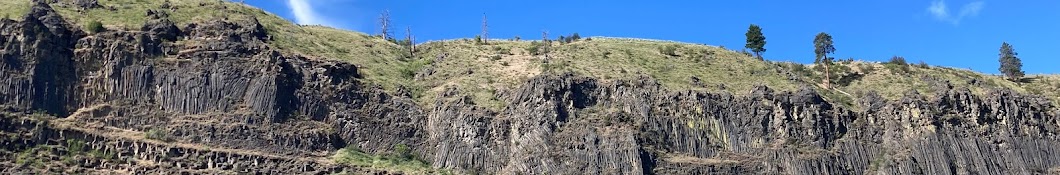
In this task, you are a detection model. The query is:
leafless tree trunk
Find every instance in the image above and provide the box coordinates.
[541,30,550,58]
[824,63,831,88]
[406,26,415,56]
[481,14,488,44]
[379,9,391,40]
[542,30,548,42]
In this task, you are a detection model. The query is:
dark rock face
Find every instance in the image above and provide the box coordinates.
[0,2,81,117]
[423,73,1060,174]
[1,3,421,173]
[142,9,181,42]
[1,2,1059,174]
[72,0,101,9]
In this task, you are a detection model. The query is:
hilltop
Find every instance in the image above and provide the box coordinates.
[5,0,1057,110]
[1,0,1059,174]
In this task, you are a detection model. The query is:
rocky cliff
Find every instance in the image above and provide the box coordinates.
[1,1,1059,174]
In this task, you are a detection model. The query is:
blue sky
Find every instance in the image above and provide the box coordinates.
[244,0,1060,74]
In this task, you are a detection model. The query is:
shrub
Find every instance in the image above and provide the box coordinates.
[884,56,911,74]
[67,140,86,153]
[859,64,877,74]
[885,63,910,74]
[400,59,430,80]
[513,36,521,41]
[145,128,170,142]
[528,44,540,55]
[528,41,549,55]
[658,45,677,56]
[474,35,483,44]
[85,20,104,34]
[393,144,412,160]
[886,56,907,66]
[540,61,567,72]
[400,66,416,80]
[789,63,813,77]
[333,145,432,172]
[489,55,502,61]
[917,60,930,69]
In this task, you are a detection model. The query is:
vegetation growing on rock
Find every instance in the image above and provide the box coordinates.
[0,0,1058,174]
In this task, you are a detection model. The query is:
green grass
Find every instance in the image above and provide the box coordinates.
[833,61,1024,101]
[144,127,171,142]
[0,0,411,91]
[2,0,266,30]
[0,1,29,20]
[15,145,47,167]
[332,145,444,174]
[1022,75,1060,106]
[412,38,801,111]
[551,38,799,93]
[3,0,1058,111]
[13,140,118,171]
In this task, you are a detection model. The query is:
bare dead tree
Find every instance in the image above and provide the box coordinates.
[541,30,551,58]
[406,26,415,56]
[541,30,548,42]
[379,9,392,40]
[481,13,488,44]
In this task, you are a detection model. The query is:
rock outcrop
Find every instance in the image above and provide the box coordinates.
[1,2,1058,174]
[424,73,1060,174]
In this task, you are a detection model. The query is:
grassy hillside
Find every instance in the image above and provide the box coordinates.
[412,38,801,110]
[2,0,1058,110]
[0,0,412,92]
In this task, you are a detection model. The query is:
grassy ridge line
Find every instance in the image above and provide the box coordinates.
[2,0,1057,109]
[591,36,720,46]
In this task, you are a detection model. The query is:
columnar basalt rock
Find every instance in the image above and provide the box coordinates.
[0,2,82,117]
[0,2,1058,175]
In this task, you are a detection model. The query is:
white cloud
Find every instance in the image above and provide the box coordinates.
[927,0,986,25]
[928,1,950,19]
[287,0,337,26]
[959,1,985,17]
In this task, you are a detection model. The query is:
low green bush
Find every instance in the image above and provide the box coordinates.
[333,144,433,172]
[658,45,677,56]
[85,20,104,33]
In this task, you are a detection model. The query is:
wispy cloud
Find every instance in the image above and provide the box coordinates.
[928,0,986,25]
[287,0,338,27]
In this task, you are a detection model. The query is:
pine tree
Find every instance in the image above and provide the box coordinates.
[744,24,766,59]
[813,32,835,64]
[813,32,836,88]
[998,42,1024,82]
